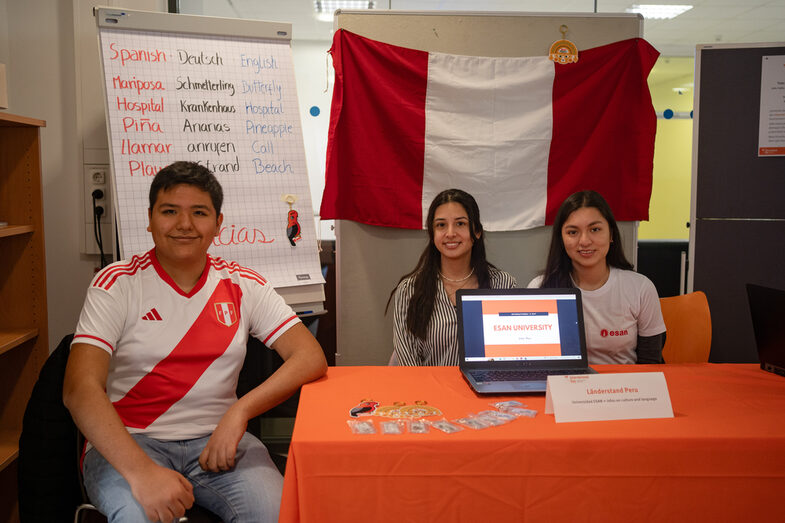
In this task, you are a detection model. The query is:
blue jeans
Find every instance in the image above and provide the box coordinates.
[83,432,283,523]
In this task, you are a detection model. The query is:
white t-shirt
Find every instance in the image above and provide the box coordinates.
[528,267,665,364]
[72,249,299,440]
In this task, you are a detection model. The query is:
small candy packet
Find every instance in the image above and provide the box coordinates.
[454,415,491,430]
[406,419,430,434]
[491,400,526,410]
[380,420,405,435]
[478,409,517,422]
[474,411,511,426]
[347,419,376,434]
[501,406,538,418]
[427,418,464,434]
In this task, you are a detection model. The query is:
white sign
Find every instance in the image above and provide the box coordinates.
[98,27,324,288]
[758,55,785,157]
[545,372,673,423]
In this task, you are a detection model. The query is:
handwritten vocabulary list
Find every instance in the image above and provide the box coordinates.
[100,28,322,288]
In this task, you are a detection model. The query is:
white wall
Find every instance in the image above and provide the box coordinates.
[0,1,8,66]
[2,0,85,347]
[291,40,332,214]
[0,0,162,348]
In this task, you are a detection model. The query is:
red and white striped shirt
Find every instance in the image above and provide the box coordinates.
[73,248,299,440]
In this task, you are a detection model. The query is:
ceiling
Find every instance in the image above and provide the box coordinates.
[178,0,784,103]
[179,0,785,57]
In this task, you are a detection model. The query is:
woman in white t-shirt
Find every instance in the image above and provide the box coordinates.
[528,190,665,364]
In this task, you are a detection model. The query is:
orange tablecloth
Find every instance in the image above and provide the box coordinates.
[279,364,785,522]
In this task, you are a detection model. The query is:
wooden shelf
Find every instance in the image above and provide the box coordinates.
[0,111,47,521]
[0,329,38,357]
[0,225,34,238]
[0,429,21,472]
[0,113,46,128]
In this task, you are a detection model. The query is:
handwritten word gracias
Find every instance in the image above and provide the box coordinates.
[214,224,273,246]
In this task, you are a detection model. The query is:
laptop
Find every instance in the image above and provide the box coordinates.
[746,283,785,378]
[456,287,595,394]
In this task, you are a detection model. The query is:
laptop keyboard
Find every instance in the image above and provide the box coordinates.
[472,369,589,382]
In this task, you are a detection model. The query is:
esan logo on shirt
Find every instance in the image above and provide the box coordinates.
[600,328,629,337]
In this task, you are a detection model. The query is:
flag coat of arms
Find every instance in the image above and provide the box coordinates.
[320,29,660,231]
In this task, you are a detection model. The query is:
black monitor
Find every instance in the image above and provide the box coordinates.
[746,283,785,377]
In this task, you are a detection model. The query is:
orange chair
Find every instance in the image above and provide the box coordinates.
[659,291,712,363]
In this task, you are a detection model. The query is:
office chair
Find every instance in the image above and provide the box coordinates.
[18,334,82,521]
[18,334,221,523]
[659,291,712,363]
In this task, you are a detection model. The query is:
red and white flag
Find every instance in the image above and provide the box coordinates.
[320,30,659,231]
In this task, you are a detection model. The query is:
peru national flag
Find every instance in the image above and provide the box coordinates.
[320,29,659,231]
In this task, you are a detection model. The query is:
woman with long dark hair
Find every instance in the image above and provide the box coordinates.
[529,190,665,364]
[388,189,516,365]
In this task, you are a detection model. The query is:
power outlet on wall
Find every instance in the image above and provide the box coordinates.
[82,165,113,257]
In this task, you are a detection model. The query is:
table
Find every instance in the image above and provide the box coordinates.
[279,364,785,522]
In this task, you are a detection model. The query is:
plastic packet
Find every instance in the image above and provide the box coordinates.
[406,419,430,434]
[454,415,491,430]
[427,418,464,434]
[491,400,526,410]
[478,409,517,422]
[474,411,512,426]
[347,419,376,434]
[380,420,405,434]
[500,406,538,418]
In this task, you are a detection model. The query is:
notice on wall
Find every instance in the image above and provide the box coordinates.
[759,55,785,157]
[98,26,323,288]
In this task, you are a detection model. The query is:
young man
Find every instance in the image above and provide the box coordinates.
[64,161,327,523]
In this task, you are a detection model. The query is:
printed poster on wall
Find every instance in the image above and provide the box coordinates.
[98,27,324,288]
[759,55,785,157]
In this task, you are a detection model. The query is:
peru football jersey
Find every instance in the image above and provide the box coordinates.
[72,249,299,440]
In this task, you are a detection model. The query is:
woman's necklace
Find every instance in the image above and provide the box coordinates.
[441,268,476,306]
[438,267,475,283]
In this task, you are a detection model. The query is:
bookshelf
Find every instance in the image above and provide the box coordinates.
[0,112,48,523]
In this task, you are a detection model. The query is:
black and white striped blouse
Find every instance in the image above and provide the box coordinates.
[392,267,517,366]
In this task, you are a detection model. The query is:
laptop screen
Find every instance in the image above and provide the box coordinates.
[457,288,586,364]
